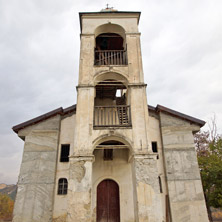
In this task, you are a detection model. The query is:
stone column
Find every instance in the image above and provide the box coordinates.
[134,153,164,222]
[67,154,94,222]
[130,85,150,152]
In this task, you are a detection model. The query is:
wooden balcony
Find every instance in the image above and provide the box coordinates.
[94,50,128,66]
[94,105,131,127]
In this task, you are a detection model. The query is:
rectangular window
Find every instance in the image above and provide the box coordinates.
[104,149,113,160]
[60,144,70,162]
[152,141,158,153]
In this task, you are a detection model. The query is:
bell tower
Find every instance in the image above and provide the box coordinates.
[75,9,150,152]
[68,8,163,222]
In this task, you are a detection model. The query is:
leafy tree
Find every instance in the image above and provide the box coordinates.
[0,192,14,220]
[195,128,222,222]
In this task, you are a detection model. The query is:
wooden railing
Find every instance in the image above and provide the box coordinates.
[94,105,131,127]
[94,50,128,65]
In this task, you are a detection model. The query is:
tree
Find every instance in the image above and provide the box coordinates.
[0,193,14,221]
[195,123,222,222]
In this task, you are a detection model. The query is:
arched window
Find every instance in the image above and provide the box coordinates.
[58,178,68,195]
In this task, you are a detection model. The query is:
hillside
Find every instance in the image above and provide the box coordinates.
[0,184,17,201]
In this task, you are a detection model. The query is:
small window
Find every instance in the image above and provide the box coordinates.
[152,142,158,153]
[104,149,113,160]
[60,144,70,162]
[58,178,68,195]
[158,176,163,193]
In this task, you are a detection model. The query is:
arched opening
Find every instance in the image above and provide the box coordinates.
[95,79,127,105]
[97,179,120,222]
[92,137,135,221]
[94,79,131,127]
[94,24,127,66]
[94,140,129,161]
[96,33,124,50]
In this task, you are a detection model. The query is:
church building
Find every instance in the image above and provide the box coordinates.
[12,8,209,222]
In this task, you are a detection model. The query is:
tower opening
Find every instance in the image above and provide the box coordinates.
[94,79,131,127]
[94,33,127,65]
[96,33,124,50]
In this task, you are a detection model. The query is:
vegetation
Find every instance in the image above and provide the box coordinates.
[0,193,14,221]
[0,184,17,201]
[195,118,222,222]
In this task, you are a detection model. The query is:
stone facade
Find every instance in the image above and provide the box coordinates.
[13,115,61,222]
[159,113,209,222]
[12,9,209,222]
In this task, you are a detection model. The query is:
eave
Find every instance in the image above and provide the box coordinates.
[12,105,76,134]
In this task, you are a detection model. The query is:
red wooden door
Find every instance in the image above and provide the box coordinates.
[97,179,120,222]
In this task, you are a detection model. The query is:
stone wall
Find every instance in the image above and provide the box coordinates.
[134,154,164,222]
[13,115,61,222]
[159,112,209,222]
[52,114,75,220]
[66,155,93,222]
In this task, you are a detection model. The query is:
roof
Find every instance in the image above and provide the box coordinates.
[12,104,205,134]
[149,104,205,127]
[79,11,141,32]
[12,105,76,133]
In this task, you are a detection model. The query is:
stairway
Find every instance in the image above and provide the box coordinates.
[116,96,129,125]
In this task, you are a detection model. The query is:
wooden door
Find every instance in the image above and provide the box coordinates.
[97,179,120,222]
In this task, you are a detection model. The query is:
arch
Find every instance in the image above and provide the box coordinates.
[97,179,120,222]
[92,133,133,152]
[94,23,126,50]
[93,176,120,189]
[94,23,126,39]
[94,71,128,87]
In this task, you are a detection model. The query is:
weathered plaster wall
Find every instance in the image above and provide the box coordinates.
[13,115,61,222]
[130,86,149,151]
[92,149,135,222]
[147,114,168,220]
[74,87,94,152]
[134,155,164,222]
[52,114,76,221]
[159,112,209,222]
[67,156,93,222]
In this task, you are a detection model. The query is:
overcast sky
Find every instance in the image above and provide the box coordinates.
[1,0,222,184]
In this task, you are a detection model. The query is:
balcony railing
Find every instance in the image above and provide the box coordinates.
[94,50,128,66]
[94,105,131,127]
